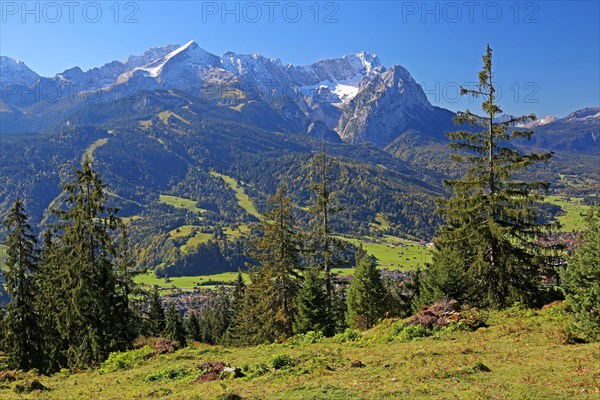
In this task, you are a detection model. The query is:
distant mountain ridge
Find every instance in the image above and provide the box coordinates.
[1,41,439,143]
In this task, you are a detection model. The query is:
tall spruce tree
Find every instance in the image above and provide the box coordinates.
[562,207,600,341]
[48,158,132,367]
[232,185,301,344]
[309,140,344,335]
[114,229,137,347]
[346,253,387,330]
[1,199,42,370]
[185,312,201,342]
[37,229,67,372]
[164,303,186,346]
[199,287,231,344]
[145,288,166,337]
[223,271,245,343]
[293,264,329,334]
[424,45,556,308]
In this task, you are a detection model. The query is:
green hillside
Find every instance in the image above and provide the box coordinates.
[1,304,596,399]
[160,195,208,214]
[133,271,249,291]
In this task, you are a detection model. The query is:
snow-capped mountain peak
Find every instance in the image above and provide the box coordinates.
[562,107,600,122]
[0,56,40,86]
[351,51,381,76]
[117,40,221,84]
[123,44,180,68]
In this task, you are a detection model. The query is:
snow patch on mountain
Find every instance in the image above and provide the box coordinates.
[562,107,600,122]
[117,41,221,85]
[123,44,180,68]
[517,115,557,128]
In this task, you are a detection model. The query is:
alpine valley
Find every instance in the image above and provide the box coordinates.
[1,41,598,277]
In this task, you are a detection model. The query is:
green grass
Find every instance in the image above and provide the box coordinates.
[169,225,251,253]
[4,305,597,399]
[82,138,108,163]
[182,233,214,252]
[369,213,391,233]
[134,271,248,291]
[0,243,7,272]
[335,235,432,272]
[169,225,213,251]
[159,195,207,214]
[223,224,251,238]
[545,195,590,231]
[210,171,261,219]
[157,111,190,125]
[121,215,142,224]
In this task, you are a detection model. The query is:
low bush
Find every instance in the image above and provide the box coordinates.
[332,328,361,343]
[144,367,191,382]
[271,354,295,370]
[288,331,324,345]
[100,346,153,373]
[392,324,433,341]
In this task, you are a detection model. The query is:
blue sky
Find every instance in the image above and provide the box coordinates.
[1,0,598,116]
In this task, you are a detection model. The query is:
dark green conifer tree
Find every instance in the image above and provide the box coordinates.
[223,271,246,343]
[185,312,201,342]
[346,254,387,330]
[113,229,137,347]
[231,186,301,344]
[199,287,231,344]
[37,229,66,372]
[293,264,329,334]
[48,158,132,367]
[164,303,186,347]
[145,288,165,337]
[424,45,556,308]
[562,207,600,341]
[308,141,344,335]
[1,199,42,370]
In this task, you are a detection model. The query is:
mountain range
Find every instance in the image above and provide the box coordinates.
[2,40,597,150]
[1,41,598,275]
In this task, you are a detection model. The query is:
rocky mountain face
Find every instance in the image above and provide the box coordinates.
[335,65,447,146]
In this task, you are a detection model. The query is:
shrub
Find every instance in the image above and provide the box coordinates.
[271,354,295,370]
[392,324,432,341]
[143,367,190,382]
[289,331,324,345]
[505,302,536,318]
[100,346,153,373]
[250,362,270,377]
[13,379,48,394]
[332,328,361,343]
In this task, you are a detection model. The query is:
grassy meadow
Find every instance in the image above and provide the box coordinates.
[133,271,249,291]
[545,195,590,232]
[335,235,432,272]
[1,304,597,399]
[159,195,207,214]
[209,172,261,219]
